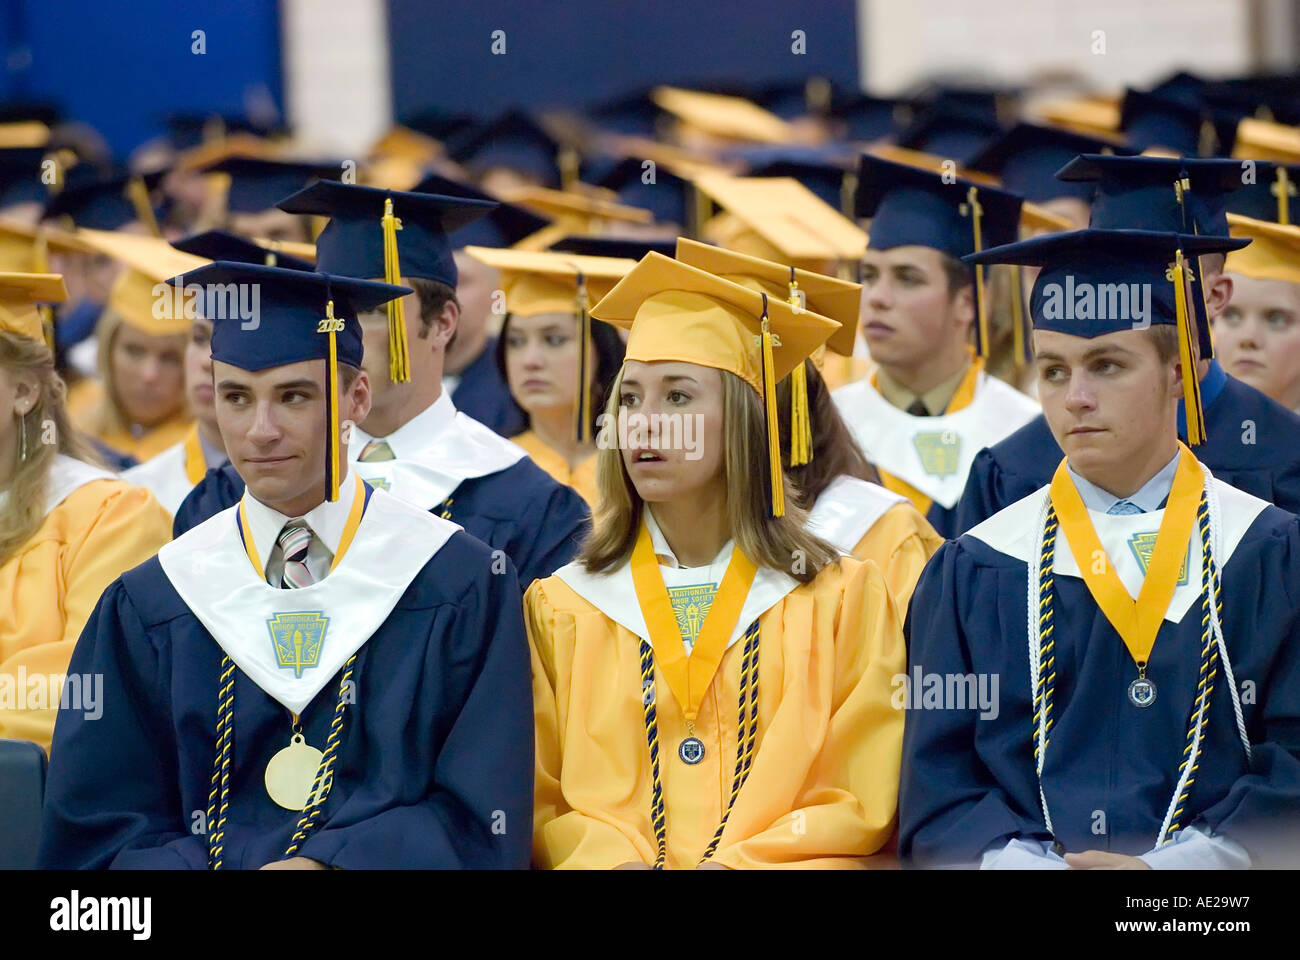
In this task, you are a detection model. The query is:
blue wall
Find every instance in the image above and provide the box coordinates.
[0,0,283,159]
[388,0,860,118]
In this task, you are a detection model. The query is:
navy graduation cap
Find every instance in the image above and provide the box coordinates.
[587,154,691,227]
[278,179,495,384]
[828,92,909,142]
[966,228,1248,444]
[966,122,1131,203]
[411,172,550,249]
[583,90,670,138]
[856,153,1025,357]
[171,230,315,271]
[200,156,343,213]
[0,146,55,209]
[895,103,1002,165]
[735,145,855,213]
[42,167,165,232]
[171,261,410,500]
[1225,160,1300,225]
[446,109,563,188]
[1119,87,1238,157]
[549,235,677,259]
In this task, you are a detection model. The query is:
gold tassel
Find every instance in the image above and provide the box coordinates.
[323,300,342,501]
[125,177,162,237]
[381,198,410,383]
[967,186,989,357]
[759,294,785,517]
[574,274,593,444]
[32,229,54,349]
[1276,166,1292,226]
[1010,264,1031,368]
[1170,252,1207,446]
[786,269,812,466]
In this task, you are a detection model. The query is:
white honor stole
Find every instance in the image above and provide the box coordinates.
[966,470,1269,625]
[43,454,117,517]
[351,409,526,511]
[834,373,1039,510]
[806,475,908,555]
[158,481,460,714]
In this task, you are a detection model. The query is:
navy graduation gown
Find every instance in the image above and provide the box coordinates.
[899,500,1300,867]
[450,338,526,438]
[38,529,533,870]
[954,363,1300,533]
[173,458,590,588]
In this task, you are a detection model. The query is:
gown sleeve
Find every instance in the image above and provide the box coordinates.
[851,501,943,618]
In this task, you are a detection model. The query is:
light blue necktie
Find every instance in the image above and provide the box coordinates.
[1107,500,1143,516]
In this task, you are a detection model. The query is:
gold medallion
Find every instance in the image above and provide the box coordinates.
[264,733,325,811]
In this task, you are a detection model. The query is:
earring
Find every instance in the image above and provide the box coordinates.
[17,409,28,462]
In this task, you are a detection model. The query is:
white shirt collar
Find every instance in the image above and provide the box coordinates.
[350,391,456,461]
[241,468,361,578]
[644,505,734,575]
[1067,449,1181,514]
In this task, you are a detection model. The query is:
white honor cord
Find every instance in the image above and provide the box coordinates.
[1027,491,1054,835]
[1203,465,1252,764]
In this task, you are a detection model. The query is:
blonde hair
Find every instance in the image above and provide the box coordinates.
[0,330,98,564]
[579,366,840,583]
[83,308,187,439]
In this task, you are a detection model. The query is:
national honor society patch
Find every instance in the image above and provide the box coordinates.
[267,612,330,678]
[1127,532,1190,586]
[668,583,718,653]
[912,430,962,478]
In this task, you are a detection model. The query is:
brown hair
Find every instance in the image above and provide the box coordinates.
[579,366,841,583]
[0,330,98,564]
[1146,323,1181,366]
[776,359,879,509]
[407,277,459,338]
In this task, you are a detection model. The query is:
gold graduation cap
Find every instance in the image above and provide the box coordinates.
[1225,212,1300,284]
[693,173,867,269]
[0,272,67,343]
[496,184,654,229]
[651,86,799,145]
[463,245,637,443]
[75,229,211,336]
[0,121,50,149]
[1032,97,1122,138]
[1232,117,1300,164]
[674,237,859,467]
[0,218,88,272]
[252,236,317,263]
[591,251,839,515]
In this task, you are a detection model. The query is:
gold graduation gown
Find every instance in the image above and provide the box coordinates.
[70,379,193,463]
[0,457,173,751]
[851,501,943,613]
[526,550,906,869]
[511,430,599,511]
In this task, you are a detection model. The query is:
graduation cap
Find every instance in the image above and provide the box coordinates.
[172,261,410,500]
[0,272,67,344]
[1224,213,1300,284]
[752,78,835,120]
[894,104,1003,166]
[465,245,635,445]
[827,92,910,142]
[0,146,58,209]
[583,89,670,139]
[651,87,798,145]
[550,235,677,259]
[445,109,563,188]
[966,122,1131,203]
[0,218,87,274]
[163,112,284,151]
[277,179,496,383]
[171,230,315,271]
[585,154,692,227]
[199,156,343,213]
[1119,88,1238,157]
[591,251,839,516]
[410,172,551,249]
[856,153,1026,358]
[76,229,210,337]
[966,228,1248,444]
[1232,116,1300,165]
[42,167,165,234]
[730,144,857,214]
[922,83,1016,125]
[399,108,481,144]
[1225,160,1300,225]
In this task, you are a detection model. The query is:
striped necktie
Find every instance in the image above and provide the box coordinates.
[277,520,316,588]
[359,440,395,462]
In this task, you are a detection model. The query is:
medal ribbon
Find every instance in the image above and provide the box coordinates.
[629,520,757,725]
[237,473,367,581]
[1048,443,1202,667]
[183,424,207,485]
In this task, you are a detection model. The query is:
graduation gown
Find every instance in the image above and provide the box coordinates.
[0,456,172,752]
[527,544,905,869]
[805,474,943,614]
[450,337,527,438]
[70,380,194,464]
[900,470,1300,867]
[832,360,1040,538]
[510,430,599,511]
[122,423,217,515]
[38,483,534,869]
[955,362,1300,533]
[172,409,590,588]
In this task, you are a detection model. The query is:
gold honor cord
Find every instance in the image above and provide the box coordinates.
[629,521,757,732]
[786,269,812,466]
[237,473,366,580]
[966,186,989,358]
[757,293,785,516]
[381,198,411,383]
[183,424,207,485]
[1047,444,1203,672]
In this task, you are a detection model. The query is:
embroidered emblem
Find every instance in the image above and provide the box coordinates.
[267,612,330,678]
[368,478,391,491]
[1127,532,1190,586]
[912,430,961,478]
[667,583,718,653]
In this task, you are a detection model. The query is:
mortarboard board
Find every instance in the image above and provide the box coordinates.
[411,172,551,249]
[42,167,166,234]
[0,272,67,343]
[278,179,496,383]
[966,122,1131,203]
[1224,160,1300,225]
[171,230,315,271]
[828,92,910,143]
[894,103,1003,166]
[651,87,799,145]
[1119,87,1238,157]
[76,228,210,336]
[1231,116,1300,165]
[497,183,654,232]
[1033,96,1122,140]
[173,261,409,500]
[584,153,692,227]
[464,245,636,445]
[0,146,59,208]
[199,156,343,213]
[400,108,482,144]
[967,227,1248,443]
[591,251,840,515]
[550,235,677,260]
[583,90,671,139]
[1224,212,1300,284]
[730,144,857,215]
[445,109,564,189]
